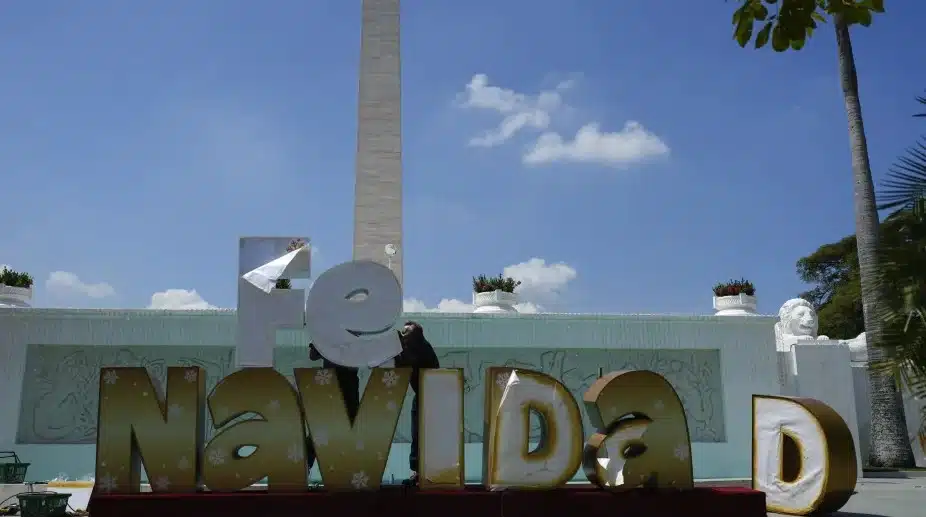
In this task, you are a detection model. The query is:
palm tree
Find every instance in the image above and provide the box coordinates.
[731,0,916,466]
[833,16,916,469]
[874,93,926,456]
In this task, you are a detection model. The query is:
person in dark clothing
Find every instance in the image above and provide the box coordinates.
[395,321,440,486]
[305,343,361,472]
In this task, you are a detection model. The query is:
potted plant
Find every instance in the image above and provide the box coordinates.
[0,267,34,308]
[712,278,757,316]
[472,274,521,314]
[274,239,307,290]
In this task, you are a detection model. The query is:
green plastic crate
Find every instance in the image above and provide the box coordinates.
[0,452,29,484]
[16,493,71,517]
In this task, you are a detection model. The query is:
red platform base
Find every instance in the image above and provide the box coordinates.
[88,485,766,517]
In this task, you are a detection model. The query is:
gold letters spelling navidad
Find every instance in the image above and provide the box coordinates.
[93,260,859,516]
[94,365,697,494]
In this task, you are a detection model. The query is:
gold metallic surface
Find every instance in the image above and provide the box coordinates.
[581,370,694,490]
[94,367,205,494]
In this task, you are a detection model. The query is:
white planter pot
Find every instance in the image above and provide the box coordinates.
[0,284,33,308]
[473,290,518,314]
[713,293,757,316]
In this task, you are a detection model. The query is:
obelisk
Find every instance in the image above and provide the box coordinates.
[353,0,403,286]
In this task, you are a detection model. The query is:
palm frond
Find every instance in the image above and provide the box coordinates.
[874,116,926,422]
[871,203,926,406]
[914,92,926,118]
[878,138,926,211]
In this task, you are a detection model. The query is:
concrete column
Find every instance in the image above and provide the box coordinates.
[353,0,404,287]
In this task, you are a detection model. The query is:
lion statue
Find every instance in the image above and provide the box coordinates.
[775,298,830,351]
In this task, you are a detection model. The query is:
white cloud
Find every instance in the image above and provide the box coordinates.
[504,258,577,302]
[458,74,571,147]
[403,298,541,314]
[457,74,668,168]
[513,302,541,313]
[148,289,216,310]
[46,271,116,299]
[403,257,575,314]
[404,298,475,313]
[523,122,669,167]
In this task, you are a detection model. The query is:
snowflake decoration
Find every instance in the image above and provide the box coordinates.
[153,476,171,491]
[207,448,227,467]
[102,370,119,386]
[350,471,370,489]
[287,443,304,463]
[381,370,399,388]
[313,430,329,447]
[167,404,183,419]
[355,441,364,451]
[495,372,511,389]
[177,456,190,471]
[673,443,690,462]
[97,473,118,493]
[385,400,397,412]
[314,369,333,385]
[266,399,280,411]
[653,400,665,411]
[183,369,198,383]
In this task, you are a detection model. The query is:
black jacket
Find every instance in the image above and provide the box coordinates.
[394,336,440,394]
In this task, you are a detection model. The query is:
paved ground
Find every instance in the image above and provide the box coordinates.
[697,478,926,516]
[779,478,926,517]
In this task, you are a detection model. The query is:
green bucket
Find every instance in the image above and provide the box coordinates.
[0,451,29,484]
[16,493,71,517]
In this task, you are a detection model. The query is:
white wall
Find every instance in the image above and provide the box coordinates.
[7,306,907,480]
[1,307,784,481]
[778,343,863,474]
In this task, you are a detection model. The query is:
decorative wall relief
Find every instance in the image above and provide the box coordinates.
[17,345,236,444]
[385,347,726,444]
[276,347,725,443]
[18,345,724,445]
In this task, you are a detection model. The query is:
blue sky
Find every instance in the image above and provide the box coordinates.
[2,0,924,318]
